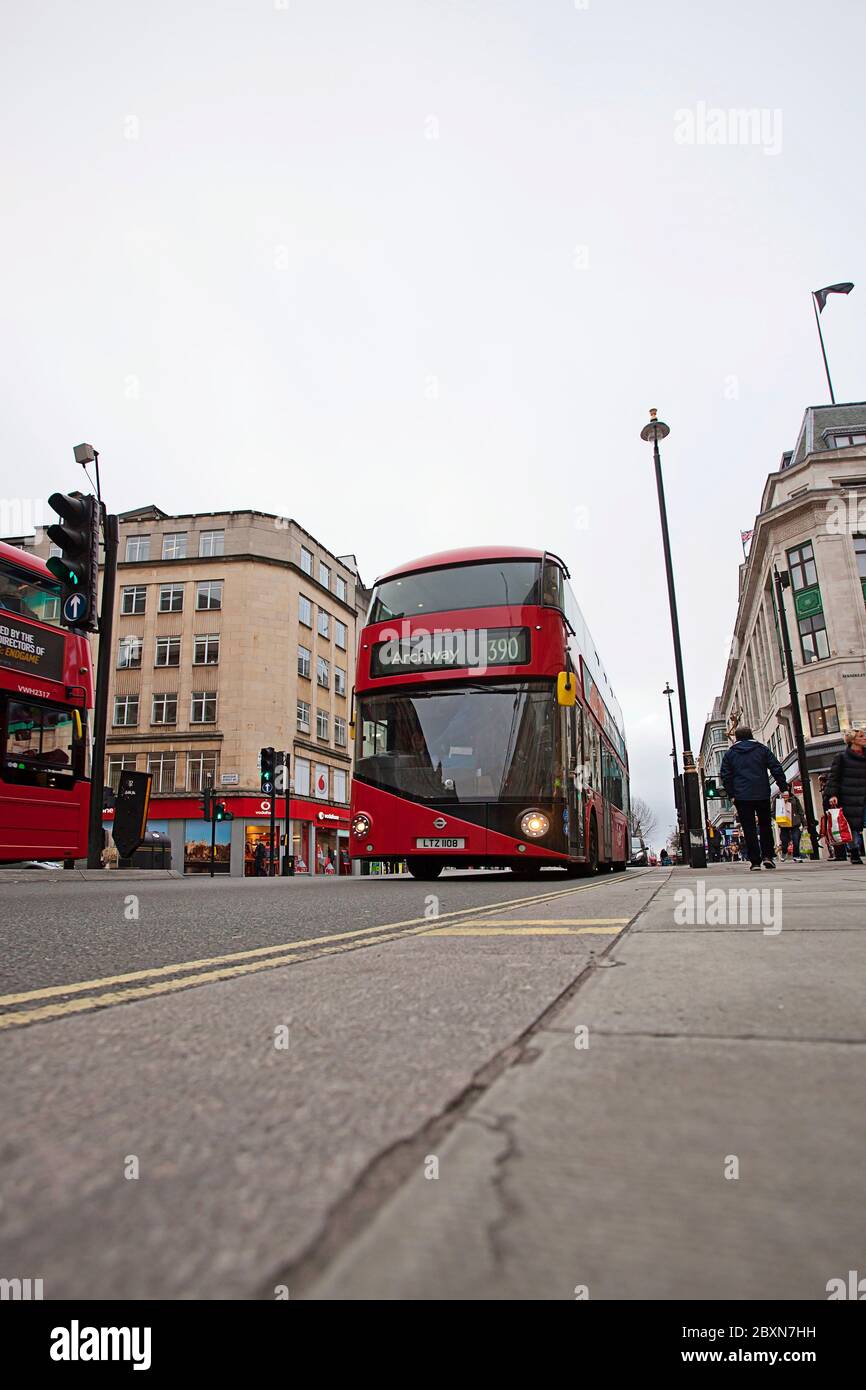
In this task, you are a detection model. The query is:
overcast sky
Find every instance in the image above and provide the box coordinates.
[3,0,865,842]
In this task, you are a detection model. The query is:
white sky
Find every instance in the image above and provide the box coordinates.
[2,0,865,843]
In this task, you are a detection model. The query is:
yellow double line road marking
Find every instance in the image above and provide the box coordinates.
[423,918,629,936]
[0,876,642,1032]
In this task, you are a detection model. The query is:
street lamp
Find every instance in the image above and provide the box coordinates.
[641,411,706,868]
[663,681,685,852]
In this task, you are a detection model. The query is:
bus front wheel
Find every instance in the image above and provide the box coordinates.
[407,857,444,881]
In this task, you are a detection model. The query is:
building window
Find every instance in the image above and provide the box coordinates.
[117,635,142,669]
[299,594,312,627]
[830,433,866,447]
[151,692,178,725]
[294,757,310,796]
[113,694,139,726]
[806,689,840,736]
[159,584,184,613]
[316,708,329,740]
[317,656,330,688]
[319,561,330,589]
[334,666,347,697]
[187,753,218,792]
[120,585,146,615]
[798,612,830,663]
[162,532,187,560]
[333,768,348,802]
[199,529,225,557]
[317,609,330,639]
[334,619,347,650]
[335,574,347,603]
[155,636,181,667]
[194,633,220,665]
[300,546,313,575]
[297,700,311,733]
[787,541,817,591]
[854,536,866,581]
[147,753,176,794]
[191,691,217,723]
[125,535,150,562]
[297,645,311,680]
[196,580,223,610]
[107,755,136,790]
[335,716,347,748]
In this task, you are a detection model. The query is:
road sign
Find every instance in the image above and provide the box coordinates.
[62,591,89,625]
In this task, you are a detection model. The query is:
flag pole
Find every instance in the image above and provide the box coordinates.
[812,293,836,404]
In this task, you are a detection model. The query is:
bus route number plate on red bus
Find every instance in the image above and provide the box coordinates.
[416,837,465,849]
[371,627,529,677]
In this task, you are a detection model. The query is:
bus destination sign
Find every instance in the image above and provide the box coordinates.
[0,618,65,683]
[371,626,530,677]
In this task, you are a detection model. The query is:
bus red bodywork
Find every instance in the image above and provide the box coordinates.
[0,539,94,862]
[350,546,630,879]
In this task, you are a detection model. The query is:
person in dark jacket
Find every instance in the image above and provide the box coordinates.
[825,729,866,865]
[719,725,787,870]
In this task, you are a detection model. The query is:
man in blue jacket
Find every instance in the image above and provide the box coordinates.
[720,725,788,870]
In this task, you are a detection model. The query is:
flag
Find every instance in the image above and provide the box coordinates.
[740,528,753,545]
[813,282,854,313]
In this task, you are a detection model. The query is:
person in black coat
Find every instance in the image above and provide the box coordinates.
[719,725,787,870]
[825,729,866,865]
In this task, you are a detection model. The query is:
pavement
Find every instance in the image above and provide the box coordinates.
[1,861,863,1300]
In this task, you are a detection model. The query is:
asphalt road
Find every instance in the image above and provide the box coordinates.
[0,866,664,1299]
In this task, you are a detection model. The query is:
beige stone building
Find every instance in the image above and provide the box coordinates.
[17,506,368,875]
[719,403,866,822]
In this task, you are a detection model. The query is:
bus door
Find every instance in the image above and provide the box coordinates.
[567,704,584,857]
[601,746,613,860]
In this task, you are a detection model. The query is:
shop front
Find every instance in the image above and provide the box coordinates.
[103,793,351,877]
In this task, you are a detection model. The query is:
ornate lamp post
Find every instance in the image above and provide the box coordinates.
[640,411,706,868]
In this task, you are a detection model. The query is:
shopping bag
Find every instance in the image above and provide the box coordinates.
[799,831,813,857]
[774,796,792,827]
[828,807,853,844]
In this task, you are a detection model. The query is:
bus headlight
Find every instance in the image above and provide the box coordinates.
[520,810,549,839]
[352,813,371,838]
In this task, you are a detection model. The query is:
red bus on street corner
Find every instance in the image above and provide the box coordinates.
[0,539,93,863]
[350,546,629,880]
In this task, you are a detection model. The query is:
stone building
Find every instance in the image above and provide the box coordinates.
[17,507,368,876]
[719,402,866,821]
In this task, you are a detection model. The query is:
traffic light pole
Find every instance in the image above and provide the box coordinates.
[87,513,119,868]
[210,799,217,878]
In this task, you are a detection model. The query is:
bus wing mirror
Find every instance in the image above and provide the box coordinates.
[349,686,356,741]
[557,671,577,707]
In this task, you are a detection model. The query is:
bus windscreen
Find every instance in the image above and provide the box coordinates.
[369,561,542,623]
[355,681,561,803]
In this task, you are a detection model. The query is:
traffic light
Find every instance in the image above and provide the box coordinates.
[46,491,100,630]
[214,801,234,822]
[202,787,213,820]
[706,779,722,799]
[260,746,275,795]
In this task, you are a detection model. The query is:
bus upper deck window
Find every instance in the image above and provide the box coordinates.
[542,563,564,610]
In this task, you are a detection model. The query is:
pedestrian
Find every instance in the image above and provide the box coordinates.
[659,848,670,866]
[824,728,866,865]
[719,725,788,871]
[778,789,806,862]
[254,840,267,876]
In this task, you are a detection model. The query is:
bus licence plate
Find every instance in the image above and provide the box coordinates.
[415,837,465,849]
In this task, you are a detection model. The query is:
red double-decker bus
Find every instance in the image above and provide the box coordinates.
[0,540,93,862]
[350,546,629,880]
